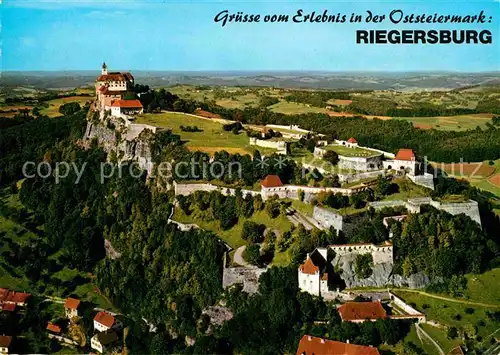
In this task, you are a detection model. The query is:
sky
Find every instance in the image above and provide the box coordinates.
[2,0,499,72]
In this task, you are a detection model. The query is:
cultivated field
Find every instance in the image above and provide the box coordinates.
[41,95,93,117]
[134,111,254,155]
[396,113,494,131]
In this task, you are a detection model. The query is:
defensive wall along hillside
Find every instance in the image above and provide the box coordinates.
[369,197,482,226]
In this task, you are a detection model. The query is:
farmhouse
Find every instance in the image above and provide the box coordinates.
[64,297,80,319]
[94,311,116,333]
[337,301,387,323]
[296,335,380,355]
[46,322,62,334]
[0,288,31,307]
[0,336,11,355]
[91,330,119,354]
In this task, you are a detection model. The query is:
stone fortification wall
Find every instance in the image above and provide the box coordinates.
[249,138,288,154]
[407,173,435,190]
[338,155,383,171]
[369,198,481,226]
[330,244,393,264]
[173,182,259,198]
[312,206,366,237]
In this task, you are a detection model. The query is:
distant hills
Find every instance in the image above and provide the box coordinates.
[1,71,499,91]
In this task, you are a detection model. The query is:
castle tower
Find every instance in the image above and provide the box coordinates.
[101,62,108,75]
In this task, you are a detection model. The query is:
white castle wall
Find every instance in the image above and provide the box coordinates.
[330,244,393,264]
[407,173,435,190]
[249,138,288,154]
[313,147,383,171]
[369,198,482,226]
[173,182,259,198]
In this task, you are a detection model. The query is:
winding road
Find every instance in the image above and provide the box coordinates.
[416,324,444,355]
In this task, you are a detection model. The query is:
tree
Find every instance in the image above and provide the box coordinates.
[58,102,81,115]
[354,253,373,279]
[374,175,391,196]
[241,221,265,243]
[445,327,457,340]
[323,150,339,165]
[243,244,262,266]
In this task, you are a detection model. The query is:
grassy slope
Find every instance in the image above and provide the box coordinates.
[393,290,500,340]
[173,208,293,266]
[0,188,114,310]
[135,112,255,155]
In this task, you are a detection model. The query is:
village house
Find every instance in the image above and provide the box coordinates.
[337,301,387,323]
[94,311,116,333]
[46,322,62,335]
[0,336,11,355]
[0,289,31,307]
[91,329,119,354]
[296,335,380,355]
[64,297,80,319]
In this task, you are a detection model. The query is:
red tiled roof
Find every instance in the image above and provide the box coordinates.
[299,257,319,275]
[394,149,415,161]
[296,335,380,355]
[2,303,16,312]
[338,301,387,322]
[261,175,283,188]
[0,335,11,348]
[64,298,80,310]
[111,99,143,108]
[0,289,31,305]
[96,72,134,82]
[347,137,358,143]
[100,88,124,96]
[47,322,62,334]
[94,311,115,328]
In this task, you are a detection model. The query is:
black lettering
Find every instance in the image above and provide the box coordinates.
[390,9,403,24]
[356,30,369,44]
[214,10,229,27]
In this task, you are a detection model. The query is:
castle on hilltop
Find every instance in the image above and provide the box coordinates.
[95,62,143,117]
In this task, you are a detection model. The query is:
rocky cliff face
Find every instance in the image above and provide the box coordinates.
[333,253,431,289]
[83,116,154,174]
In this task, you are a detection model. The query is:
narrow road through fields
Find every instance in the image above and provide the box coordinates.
[416,324,444,355]
[393,288,500,308]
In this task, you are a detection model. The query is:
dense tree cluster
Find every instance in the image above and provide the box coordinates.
[58,102,81,115]
[0,110,86,187]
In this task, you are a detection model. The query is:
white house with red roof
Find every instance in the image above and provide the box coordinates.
[0,335,12,354]
[94,311,117,333]
[296,335,380,355]
[64,297,80,319]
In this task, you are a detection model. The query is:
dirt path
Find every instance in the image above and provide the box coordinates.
[393,288,500,308]
[233,245,252,268]
[416,324,444,355]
